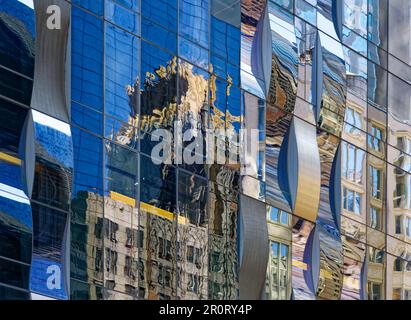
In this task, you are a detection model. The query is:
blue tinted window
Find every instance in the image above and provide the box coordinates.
[179,0,209,48]
[105,0,140,35]
[140,40,177,129]
[72,8,104,111]
[141,0,177,31]
[179,37,209,70]
[72,127,103,194]
[111,0,140,11]
[105,23,139,123]
[72,0,104,16]
[72,102,103,135]
[142,18,177,54]
[269,207,279,222]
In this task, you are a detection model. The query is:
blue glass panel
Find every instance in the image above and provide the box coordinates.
[105,116,138,150]
[105,0,140,35]
[342,26,367,56]
[141,0,177,31]
[141,18,177,54]
[179,0,209,48]
[343,0,367,37]
[211,17,240,66]
[71,102,103,135]
[227,85,241,133]
[112,0,139,11]
[72,0,104,16]
[295,0,316,26]
[272,0,294,12]
[72,127,103,194]
[105,23,139,123]
[72,7,104,111]
[179,37,209,71]
[210,77,227,130]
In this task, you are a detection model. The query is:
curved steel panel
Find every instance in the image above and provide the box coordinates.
[287,116,321,223]
[238,194,269,299]
[263,2,299,213]
[31,0,70,122]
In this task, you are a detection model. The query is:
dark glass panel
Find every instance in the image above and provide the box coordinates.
[0,257,30,290]
[70,278,104,300]
[177,170,207,227]
[0,66,33,106]
[176,170,208,299]
[70,190,104,285]
[104,141,138,199]
[140,41,177,134]
[140,153,176,212]
[0,161,32,264]
[0,0,35,77]
[0,100,28,155]
[0,284,29,300]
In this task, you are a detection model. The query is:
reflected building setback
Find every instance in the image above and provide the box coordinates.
[0,0,410,300]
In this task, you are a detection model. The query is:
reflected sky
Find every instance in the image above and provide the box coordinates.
[32,110,73,169]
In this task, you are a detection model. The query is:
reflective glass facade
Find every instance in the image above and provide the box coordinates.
[0,0,410,300]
